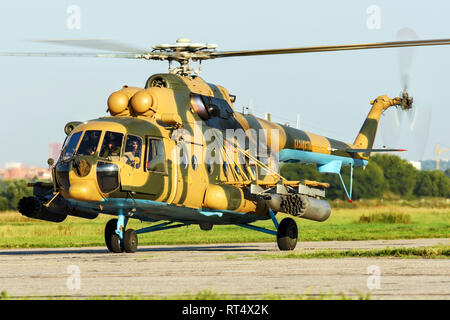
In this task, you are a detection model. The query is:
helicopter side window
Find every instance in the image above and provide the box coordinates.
[124,135,142,169]
[190,94,209,120]
[147,138,165,172]
[191,94,234,121]
[61,131,82,160]
[59,136,69,160]
[200,95,234,119]
[100,131,124,160]
[77,130,102,156]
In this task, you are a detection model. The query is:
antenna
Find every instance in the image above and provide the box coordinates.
[296,114,301,129]
[248,99,254,115]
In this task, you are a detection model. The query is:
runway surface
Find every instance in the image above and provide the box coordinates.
[0,238,448,299]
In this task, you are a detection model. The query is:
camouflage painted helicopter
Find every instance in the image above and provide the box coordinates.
[4,37,450,252]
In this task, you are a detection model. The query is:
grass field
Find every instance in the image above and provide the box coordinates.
[260,245,450,259]
[0,289,372,300]
[0,199,449,249]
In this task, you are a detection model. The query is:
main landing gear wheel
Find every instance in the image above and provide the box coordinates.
[124,229,138,253]
[105,219,123,253]
[277,218,298,251]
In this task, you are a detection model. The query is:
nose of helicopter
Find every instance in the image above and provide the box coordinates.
[59,158,105,202]
[68,180,104,202]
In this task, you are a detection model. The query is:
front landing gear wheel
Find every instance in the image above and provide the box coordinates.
[277,218,298,251]
[124,229,138,253]
[105,219,123,253]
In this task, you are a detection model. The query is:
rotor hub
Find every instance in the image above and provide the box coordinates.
[151,39,218,76]
[400,90,413,110]
[152,38,218,52]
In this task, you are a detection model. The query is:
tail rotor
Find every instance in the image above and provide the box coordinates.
[380,28,432,160]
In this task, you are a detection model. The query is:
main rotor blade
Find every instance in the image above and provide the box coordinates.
[0,52,146,59]
[30,39,149,53]
[211,38,450,58]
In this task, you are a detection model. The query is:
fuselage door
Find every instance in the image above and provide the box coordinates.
[121,136,168,200]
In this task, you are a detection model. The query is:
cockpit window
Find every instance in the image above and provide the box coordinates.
[124,135,142,168]
[100,131,124,159]
[147,138,165,172]
[77,130,102,156]
[61,131,82,160]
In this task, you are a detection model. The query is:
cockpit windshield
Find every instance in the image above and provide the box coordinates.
[77,130,102,156]
[61,131,82,160]
[59,129,128,162]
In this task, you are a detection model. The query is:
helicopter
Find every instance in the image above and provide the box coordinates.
[5,37,450,252]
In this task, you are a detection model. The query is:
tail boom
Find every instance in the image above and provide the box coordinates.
[352,95,406,154]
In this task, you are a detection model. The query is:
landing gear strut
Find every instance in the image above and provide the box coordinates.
[105,217,138,253]
[104,218,123,253]
[104,216,190,253]
[235,210,298,251]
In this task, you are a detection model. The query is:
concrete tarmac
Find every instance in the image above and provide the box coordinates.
[0,238,448,299]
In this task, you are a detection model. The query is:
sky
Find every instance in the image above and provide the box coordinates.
[0,0,450,167]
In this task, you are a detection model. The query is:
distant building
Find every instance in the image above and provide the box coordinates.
[409,161,422,170]
[0,163,51,180]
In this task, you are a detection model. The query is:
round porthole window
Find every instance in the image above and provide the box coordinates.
[192,155,198,171]
[180,148,188,169]
[206,158,213,174]
[251,165,257,176]
[223,162,228,176]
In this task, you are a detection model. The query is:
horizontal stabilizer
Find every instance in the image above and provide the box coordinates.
[345,148,407,153]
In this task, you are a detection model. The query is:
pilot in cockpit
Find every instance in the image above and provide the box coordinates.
[100,133,121,158]
[124,137,142,168]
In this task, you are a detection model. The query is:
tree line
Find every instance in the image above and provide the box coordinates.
[0,154,449,211]
[0,179,33,211]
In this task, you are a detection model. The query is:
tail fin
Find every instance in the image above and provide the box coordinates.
[353,95,403,151]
